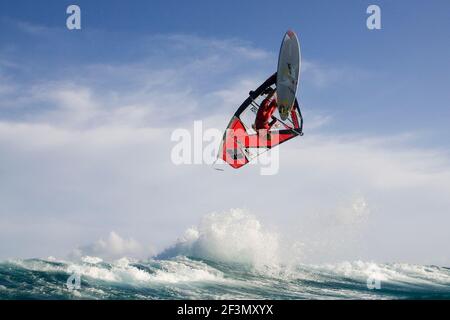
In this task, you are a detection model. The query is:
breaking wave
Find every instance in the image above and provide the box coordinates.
[1,210,449,299]
[156,209,280,269]
[1,257,449,299]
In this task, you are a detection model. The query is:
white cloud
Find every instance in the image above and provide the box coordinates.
[302,59,370,88]
[0,33,273,130]
[302,110,332,131]
[0,33,449,266]
[14,20,53,36]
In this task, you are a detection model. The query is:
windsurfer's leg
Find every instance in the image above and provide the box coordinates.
[260,124,271,141]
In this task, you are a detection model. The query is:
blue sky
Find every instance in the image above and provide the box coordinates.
[0,1,450,265]
[1,0,450,141]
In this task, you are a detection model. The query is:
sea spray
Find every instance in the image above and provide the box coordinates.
[156,209,280,270]
[1,209,449,299]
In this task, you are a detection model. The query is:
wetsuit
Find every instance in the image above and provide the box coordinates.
[254,97,277,131]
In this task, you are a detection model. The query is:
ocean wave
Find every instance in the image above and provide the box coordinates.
[1,210,449,299]
[1,256,449,299]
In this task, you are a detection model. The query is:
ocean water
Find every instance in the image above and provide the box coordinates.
[0,256,449,299]
[1,210,449,299]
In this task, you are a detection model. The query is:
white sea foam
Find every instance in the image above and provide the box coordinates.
[81,256,103,264]
[305,260,450,288]
[71,232,154,261]
[151,257,225,283]
[10,256,225,286]
[109,258,223,284]
[157,209,280,269]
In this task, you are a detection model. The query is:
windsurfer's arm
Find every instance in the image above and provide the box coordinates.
[267,89,275,100]
[268,117,277,129]
[267,99,278,129]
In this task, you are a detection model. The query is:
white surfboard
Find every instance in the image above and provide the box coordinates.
[276,30,301,120]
